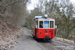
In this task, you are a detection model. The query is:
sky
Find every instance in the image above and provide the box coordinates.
[27,0,75,10]
[27,0,38,10]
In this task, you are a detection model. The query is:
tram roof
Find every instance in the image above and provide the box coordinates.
[33,16,55,21]
[34,18,55,21]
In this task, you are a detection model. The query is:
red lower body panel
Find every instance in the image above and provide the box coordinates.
[32,28,55,39]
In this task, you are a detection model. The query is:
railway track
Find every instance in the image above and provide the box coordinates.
[37,40,63,50]
[52,39,75,50]
[37,39,75,50]
[28,28,75,50]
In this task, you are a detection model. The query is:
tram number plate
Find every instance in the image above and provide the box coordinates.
[45,33,48,34]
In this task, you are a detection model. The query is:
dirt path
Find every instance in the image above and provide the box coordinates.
[7,28,48,50]
[7,28,75,50]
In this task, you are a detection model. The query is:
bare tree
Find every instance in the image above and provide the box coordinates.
[25,8,42,28]
[0,0,29,35]
[36,0,75,40]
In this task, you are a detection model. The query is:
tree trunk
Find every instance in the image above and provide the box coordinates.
[63,29,65,41]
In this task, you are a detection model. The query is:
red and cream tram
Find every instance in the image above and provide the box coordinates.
[32,15,56,41]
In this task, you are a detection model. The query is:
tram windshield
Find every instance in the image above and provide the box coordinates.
[39,21,54,28]
[44,21,49,28]
[39,21,43,28]
[50,21,54,28]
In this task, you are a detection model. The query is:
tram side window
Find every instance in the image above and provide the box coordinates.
[39,21,43,28]
[36,21,38,28]
[50,21,54,28]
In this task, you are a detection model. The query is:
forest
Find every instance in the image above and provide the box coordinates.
[26,0,75,43]
[0,0,75,47]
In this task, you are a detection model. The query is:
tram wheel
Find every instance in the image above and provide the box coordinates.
[43,39,48,42]
[49,38,52,42]
[33,36,38,40]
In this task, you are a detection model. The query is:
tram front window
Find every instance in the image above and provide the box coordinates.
[39,21,43,28]
[44,21,49,28]
[50,21,54,28]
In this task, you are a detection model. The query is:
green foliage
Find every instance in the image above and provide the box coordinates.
[36,0,75,40]
[25,8,42,28]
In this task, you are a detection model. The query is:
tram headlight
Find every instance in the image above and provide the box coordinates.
[46,29,48,32]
